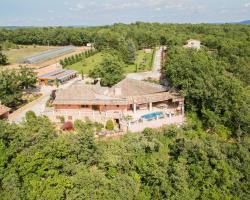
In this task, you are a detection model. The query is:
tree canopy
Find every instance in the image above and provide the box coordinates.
[89,54,125,87]
[0,67,37,107]
[0,114,249,199]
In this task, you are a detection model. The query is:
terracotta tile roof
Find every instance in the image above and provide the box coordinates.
[53,78,183,106]
[53,81,127,105]
[110,78,167,97]
[0,104,11,116]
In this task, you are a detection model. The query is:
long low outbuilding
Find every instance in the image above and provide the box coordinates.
[37,69,77,85]
[20,45,76,64]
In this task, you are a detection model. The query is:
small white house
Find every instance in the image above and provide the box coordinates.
[184,39,201,49]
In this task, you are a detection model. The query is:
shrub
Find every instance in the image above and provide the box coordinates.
[163,126,178,138]
[106,119,114,130]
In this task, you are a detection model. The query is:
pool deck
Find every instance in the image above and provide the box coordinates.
[44,107,184,132]
[126,115,184,132]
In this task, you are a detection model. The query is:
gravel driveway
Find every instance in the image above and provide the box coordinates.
[9,77,81,123]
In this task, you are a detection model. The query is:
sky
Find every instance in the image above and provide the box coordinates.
[0,0,250,26]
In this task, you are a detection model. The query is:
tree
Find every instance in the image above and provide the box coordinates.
[60,59,65,68]
[0,69,23,107]
[0,46,8,66]
[19,66,37,89]
[123,39,137,64]
[89,55,125,87]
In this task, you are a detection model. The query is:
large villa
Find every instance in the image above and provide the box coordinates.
[45,78,185,132]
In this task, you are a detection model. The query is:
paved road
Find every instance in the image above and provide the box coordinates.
[126,46,163,80]
[9,77,81,123]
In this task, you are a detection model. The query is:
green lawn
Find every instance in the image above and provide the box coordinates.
[67,49,155,74]
[125,49,155,73]
[3,45,57,64]
[66,52,105,74]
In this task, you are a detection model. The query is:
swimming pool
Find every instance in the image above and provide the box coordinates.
[141,112,164,120]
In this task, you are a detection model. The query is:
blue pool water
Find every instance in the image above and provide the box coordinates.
[141,112,164,120]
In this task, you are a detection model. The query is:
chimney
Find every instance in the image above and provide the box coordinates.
[114,87,122,96]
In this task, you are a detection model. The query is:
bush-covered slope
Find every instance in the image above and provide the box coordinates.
[0,114,249,200]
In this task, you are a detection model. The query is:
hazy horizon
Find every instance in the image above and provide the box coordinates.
[1,0,250,26]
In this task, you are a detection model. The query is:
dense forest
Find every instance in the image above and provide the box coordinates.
[0,112,249,199]
[0,23,250,199]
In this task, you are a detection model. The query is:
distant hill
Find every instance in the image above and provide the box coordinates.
[230,20,250,25]
[238,20,250,24]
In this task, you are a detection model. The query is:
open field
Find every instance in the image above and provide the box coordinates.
[67,49,155,74]
[3,45,57,64]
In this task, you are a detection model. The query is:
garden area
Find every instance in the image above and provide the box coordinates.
[125,49,155,73]
[66,49,155,74]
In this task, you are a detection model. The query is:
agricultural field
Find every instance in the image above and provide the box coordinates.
[3,45,57,64]
[67,49,155,74]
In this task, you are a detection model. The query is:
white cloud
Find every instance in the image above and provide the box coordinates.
[48,9,55,14]
[154,7,162,11]
[219,9,228,14]
[69,3,86,11]
[244,2,250,7]
[64,1,69,6]
[102,2,139,10]
[165,4,183,9]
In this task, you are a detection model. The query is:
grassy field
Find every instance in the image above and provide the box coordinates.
[3,45,57,64]
[66,52,105,74]
[67,49,155,74]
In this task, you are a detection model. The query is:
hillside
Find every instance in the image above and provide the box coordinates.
[238,20,250,24]
[0,114,249,199]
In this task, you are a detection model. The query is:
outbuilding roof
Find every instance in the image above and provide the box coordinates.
[38,69,77,81]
